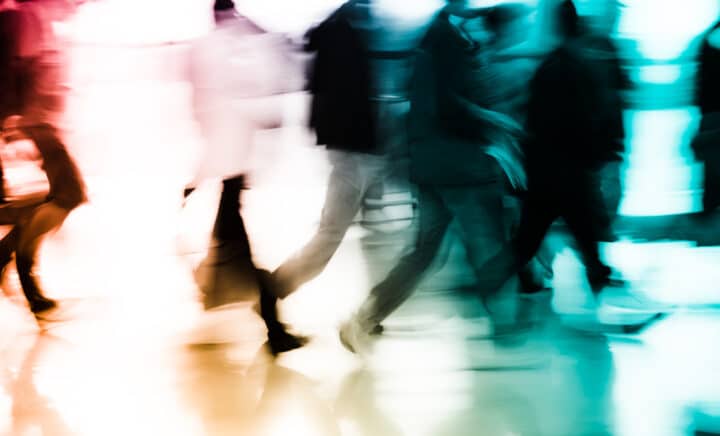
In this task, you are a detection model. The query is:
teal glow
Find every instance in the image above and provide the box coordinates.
[636,65,682,85]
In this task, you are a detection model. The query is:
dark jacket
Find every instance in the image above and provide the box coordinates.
[692,23,720,160]
[697,22,720,116]
[580,34,627,158]
[305,3,377,153]
[524,40,623,175]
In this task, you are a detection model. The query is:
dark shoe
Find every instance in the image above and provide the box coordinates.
[267,328,308,356]
[254,269,309,355]
[28,296,58,315]
[369,324,384,336]
[16,256,55,313]
[183,187,196,199]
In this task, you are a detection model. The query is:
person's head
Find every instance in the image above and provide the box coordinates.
[556,0,581,40]
[213,0,237,25]
[345,0,374,28]
[484,3,535,50]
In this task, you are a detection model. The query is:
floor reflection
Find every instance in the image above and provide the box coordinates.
[178,344,342,436]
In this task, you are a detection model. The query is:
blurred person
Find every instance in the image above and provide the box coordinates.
[513,0,629,295]
[693,19,720,216]
[185,0,306,355]
[464,4,558,295]
[339,0,530,353]
[266,1,391,300]
[0,0,87,317]
[469,1,658,317]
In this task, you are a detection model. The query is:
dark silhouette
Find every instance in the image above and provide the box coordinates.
[340,0,528,352]
[0,0,87,317]
[185,0,306,355]
[268,0,391,300]
[693,20,720,214]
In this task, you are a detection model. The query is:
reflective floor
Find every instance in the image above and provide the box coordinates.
[3,222,720,436]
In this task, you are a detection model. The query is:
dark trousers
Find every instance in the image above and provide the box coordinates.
[477,171,612,294]
[358,181,514,328]
[0,126,78,305]
[210,175,282,332]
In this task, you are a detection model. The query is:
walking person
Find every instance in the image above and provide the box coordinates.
[463,1,662,327]
[267,0,390,299]
[0,0,87,318]
[340,0,529,353]
[693,19,720,216]
[185,0,306,354]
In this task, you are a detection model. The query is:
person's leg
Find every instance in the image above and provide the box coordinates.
[598,161,622,240]
[15,201,70,313]
[210,175,305,354]
[354,186,452,330]
[440,183,522,332]
[211,176,251,254]
[560,175,613,293]
[472,184,559,300]
[196,176,250,310]
[272,151,378,298]
[0,226,18,266]
[505,192,554,293]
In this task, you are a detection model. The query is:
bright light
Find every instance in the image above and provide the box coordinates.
[620,109,703,216]
[618,0,720,60]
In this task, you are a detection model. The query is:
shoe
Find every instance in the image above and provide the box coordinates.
[267,327,308,356]
[370,324,384,336]
[16,256,57,315]
[339,317,372,355]
[29,296,58,315]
